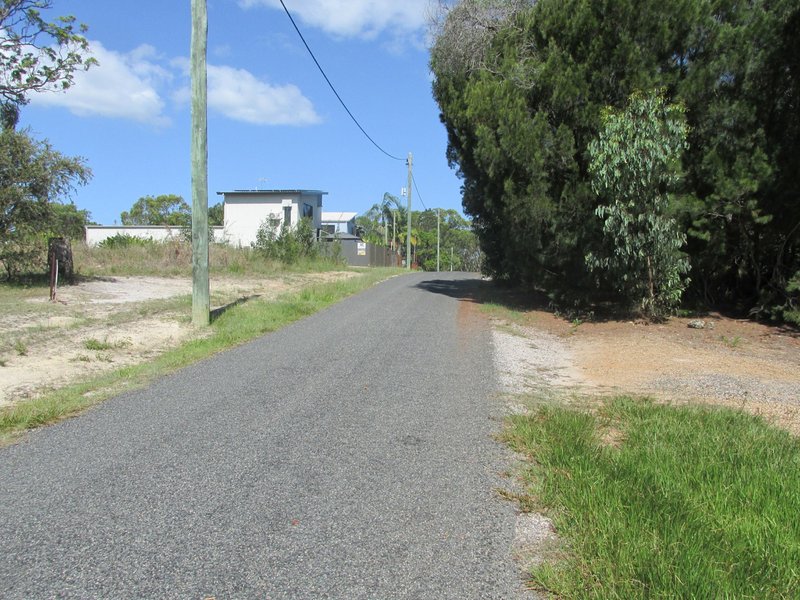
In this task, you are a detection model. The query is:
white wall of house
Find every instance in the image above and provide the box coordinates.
[85,225,225,246]
[221,190,325,248]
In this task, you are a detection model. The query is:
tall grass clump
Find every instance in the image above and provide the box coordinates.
[73,231,346,279]
[505,397,800,599]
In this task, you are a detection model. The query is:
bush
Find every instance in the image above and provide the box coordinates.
[97,234,157,249]
[253,217,319,264]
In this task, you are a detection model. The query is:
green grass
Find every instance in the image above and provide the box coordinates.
[83,338,113,351]
[720,334,744,348]
[504,397,800,599]
[0,268,402,444]
[83,338,130,351]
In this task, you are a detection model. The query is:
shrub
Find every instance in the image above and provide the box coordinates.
[253,217,319,264]
[97,234,156,249]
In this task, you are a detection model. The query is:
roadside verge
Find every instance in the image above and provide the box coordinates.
[0,268,402,444]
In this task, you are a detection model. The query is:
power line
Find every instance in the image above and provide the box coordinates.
[410,171,428,211]
[278,0,405,162]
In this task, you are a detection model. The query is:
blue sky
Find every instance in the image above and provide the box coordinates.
[20,0,461,225]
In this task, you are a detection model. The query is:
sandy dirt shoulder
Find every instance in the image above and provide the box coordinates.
[492,307,800,434]
[0,272,356,408]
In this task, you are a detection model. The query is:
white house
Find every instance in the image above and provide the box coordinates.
[219,189,326,248]
[320,211,358,236]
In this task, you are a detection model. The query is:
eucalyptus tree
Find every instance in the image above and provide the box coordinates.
[0,0,95,121]
[587,91,690,318]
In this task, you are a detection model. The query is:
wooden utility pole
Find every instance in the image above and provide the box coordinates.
[406,153,412,270]
[191,0,209,326]
[436,208,440,272]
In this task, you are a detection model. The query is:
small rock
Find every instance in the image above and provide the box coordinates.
[687,319,706,329]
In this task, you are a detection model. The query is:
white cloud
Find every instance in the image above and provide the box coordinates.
[28,41,170,126]
[28,40,320,128]
[239,0,430,40]
[206,65,321,126]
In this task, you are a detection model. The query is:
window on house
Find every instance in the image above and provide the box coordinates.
[283,205,291,228]
[302,203,313,219]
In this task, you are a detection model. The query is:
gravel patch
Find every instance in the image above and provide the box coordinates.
[491,319,575,597]
[492,322,582,396]
[649,373,800,405]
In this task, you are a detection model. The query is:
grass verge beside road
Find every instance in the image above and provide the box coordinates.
[504,396,800,598]
[0,268,402,444]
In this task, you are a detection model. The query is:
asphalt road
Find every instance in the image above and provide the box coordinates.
[0,272,524,599]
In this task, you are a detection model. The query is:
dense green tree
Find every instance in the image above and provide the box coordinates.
[208,201,223,226]
[120,194,190,227]
[0,127,91,278]
[431,0,800,317]
[49,201,92,239]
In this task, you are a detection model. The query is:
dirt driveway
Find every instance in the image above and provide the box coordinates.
[492,308,800,435]
[0,272,356,408]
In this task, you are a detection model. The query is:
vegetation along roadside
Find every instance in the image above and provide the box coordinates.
[481,285,800,599]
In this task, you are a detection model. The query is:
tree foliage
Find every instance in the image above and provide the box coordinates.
[253,216,318,264]
[357,198,481,271]
[431,0,800,318]
[120,194,191,227]
[0,0,95,110]
[587,90,690,318]
[0,127,91,278]
[208,201,223,227]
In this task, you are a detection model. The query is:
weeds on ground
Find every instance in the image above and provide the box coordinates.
[83,338,130,351]
[720,334,744,348]
[504,396,800,598]
[72,239,346,278]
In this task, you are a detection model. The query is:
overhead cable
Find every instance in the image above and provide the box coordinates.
[278,0,405,162]
[411,171,428,211]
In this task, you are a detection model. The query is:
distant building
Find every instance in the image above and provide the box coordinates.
[85,225,225,246]
[320,211,358,236]
[218,189,326,248]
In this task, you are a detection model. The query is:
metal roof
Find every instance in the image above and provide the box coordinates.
[216,189,327,196]
[321,211,358,222]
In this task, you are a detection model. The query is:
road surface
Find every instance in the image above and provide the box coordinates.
[0,272,525,599]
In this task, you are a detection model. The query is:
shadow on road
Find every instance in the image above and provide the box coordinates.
[415,276,552,312]
[416,276,800,337]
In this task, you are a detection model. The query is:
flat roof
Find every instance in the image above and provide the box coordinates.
[321,211,358,221]
[216,189,327,195]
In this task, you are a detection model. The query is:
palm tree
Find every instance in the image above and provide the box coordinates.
[361,193,407,248]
